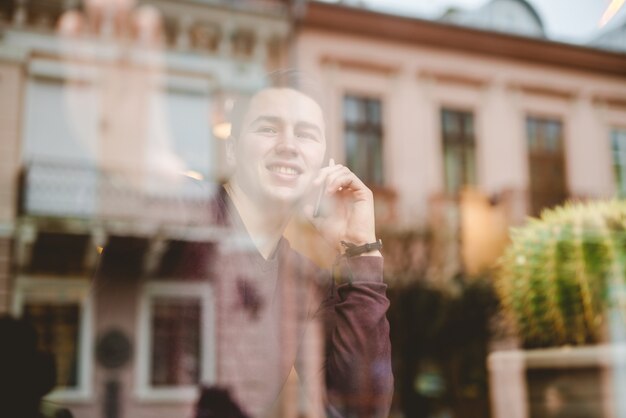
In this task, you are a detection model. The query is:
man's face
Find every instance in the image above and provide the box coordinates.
[230,88,326,206]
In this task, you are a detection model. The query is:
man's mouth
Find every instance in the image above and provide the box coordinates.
[267,164,302,176]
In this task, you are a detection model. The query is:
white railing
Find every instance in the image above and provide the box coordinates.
[21,160,219,226]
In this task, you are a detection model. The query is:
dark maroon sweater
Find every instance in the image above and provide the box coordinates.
[208,189,393,418]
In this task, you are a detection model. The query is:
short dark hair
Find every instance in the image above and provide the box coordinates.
[228,69,324,141]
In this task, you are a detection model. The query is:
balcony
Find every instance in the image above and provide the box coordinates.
[0,0,289,70]
[20,160,217,228]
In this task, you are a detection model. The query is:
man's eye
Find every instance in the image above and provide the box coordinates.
[257,126,277,134]
[296,131,317,141]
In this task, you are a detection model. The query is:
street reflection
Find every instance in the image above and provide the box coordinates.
[2,0,626,417]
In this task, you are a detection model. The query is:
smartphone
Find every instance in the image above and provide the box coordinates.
[313,182,325,218]
[313,157,334,218]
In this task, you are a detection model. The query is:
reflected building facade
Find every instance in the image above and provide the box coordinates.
[2,0,626,417]
[292,0,626,278]
[0,0,293,416]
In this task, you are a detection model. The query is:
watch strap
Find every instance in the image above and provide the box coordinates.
[340,239,383,257]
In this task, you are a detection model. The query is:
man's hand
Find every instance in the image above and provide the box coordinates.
[304,159,381,256]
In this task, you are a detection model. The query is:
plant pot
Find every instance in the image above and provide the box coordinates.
[488,345,626,418]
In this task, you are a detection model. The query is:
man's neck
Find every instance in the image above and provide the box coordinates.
[224,182,292,260]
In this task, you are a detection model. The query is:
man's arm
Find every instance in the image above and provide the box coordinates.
[301,161,393,417]
[315,256,393,418]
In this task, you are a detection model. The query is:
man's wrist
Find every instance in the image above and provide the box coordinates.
[340,250,384,283]
[340,239,383,258]
[358,249,383,257]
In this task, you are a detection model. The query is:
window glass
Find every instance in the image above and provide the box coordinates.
[441,108,476,195]
[343,95,384,185]
[23,79,98,165]
[611,129,626,197]
[526,116,567,215]
[23,302,81,388]
[150,297,202,387]
[12,278,92,399]
[167,91,212,176]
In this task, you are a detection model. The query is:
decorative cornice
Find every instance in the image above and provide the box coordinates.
[297,2,626,78]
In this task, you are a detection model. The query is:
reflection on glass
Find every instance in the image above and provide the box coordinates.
[611,128,626,197]
[343,95,384,185]
[526,116,566,215]
[441,108,476,195]
[151,297,202,387]
[23,303,80,388]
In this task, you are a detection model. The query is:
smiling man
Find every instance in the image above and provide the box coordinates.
[204,75,393,418]
[226,87,327,253]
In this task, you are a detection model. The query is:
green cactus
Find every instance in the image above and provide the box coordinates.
[497,200,626,348]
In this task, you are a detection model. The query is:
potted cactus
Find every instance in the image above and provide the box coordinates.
[489,200,626,418]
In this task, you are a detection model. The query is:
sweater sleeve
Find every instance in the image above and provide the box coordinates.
[311,256,394,418]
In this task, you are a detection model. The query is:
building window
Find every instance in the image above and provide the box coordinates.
[151,297,201,386]
[611,128,626,197]
[526,116,567,216]
[441,108,476,195]
[12,277,93,401]
[23,303,80,387]
[343,95,384,186]
[136,282,215,401]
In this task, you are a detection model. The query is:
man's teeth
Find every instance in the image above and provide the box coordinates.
[270,166,298,175]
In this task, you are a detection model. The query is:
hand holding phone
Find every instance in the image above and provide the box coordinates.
[306,159,379,255]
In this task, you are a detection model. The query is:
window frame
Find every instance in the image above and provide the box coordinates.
[611,127,626,198]
[342,93,385,186]
[440,107,477,196]
[135,281,215,402]
[11,276,94,403]
[524,114,569,216]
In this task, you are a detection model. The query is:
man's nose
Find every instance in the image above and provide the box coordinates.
[275,131,298,155]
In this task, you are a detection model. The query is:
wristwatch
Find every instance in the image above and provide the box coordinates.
[340,239,383,257]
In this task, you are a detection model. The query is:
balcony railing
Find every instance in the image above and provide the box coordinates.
[20,160,217,226]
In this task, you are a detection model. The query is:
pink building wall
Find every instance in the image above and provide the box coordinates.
[0,53,24,313]
[293,26,626,230]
